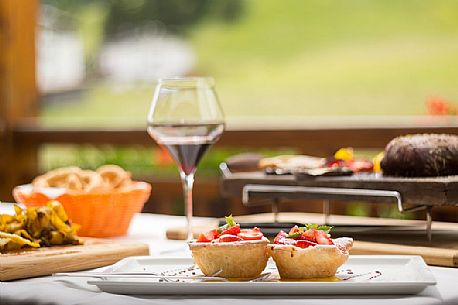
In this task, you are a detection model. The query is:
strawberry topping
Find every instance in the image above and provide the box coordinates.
[196,215,264,243]
[274,224,334,248]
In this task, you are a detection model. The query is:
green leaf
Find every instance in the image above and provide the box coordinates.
[304,223,333,233]
[225,215,236,228]
[305,223,318,230]
[317,225,333,233]
[287,232,301,239]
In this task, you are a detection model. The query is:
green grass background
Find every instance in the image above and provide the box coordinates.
[41,0,458,127]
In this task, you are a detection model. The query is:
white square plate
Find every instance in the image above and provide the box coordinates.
[88,255,436,295]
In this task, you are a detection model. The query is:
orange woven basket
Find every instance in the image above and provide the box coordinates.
[13,182,151,237]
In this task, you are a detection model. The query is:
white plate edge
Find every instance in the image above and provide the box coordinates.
[89,254,436,286]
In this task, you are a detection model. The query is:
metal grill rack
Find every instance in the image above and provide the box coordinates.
[219,163,458,240]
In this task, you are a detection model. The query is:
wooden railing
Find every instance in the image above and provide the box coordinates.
[12,118,458,151]
[3,119,458,220]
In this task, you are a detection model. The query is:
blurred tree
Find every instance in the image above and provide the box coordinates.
[42,0,243,75]
[42,0,244,37]
[104,0,243,36]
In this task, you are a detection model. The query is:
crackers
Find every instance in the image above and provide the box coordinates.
[32,165,132,193]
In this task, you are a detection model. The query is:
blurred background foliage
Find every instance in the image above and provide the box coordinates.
[40,0,458,125]
[43,0,242,36]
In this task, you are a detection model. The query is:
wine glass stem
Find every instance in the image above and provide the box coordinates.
[180,172,195,241]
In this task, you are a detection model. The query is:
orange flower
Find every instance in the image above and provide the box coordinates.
[426,97,456,116]
[153,147,174,166]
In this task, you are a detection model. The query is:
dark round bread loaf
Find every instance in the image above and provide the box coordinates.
[381,134,458,177]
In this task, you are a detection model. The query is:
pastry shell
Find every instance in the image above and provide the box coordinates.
[267,237,353,279]
[188,238,269,278]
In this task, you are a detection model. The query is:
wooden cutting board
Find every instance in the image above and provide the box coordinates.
[0,238,149,281]
[166,213,458,267]
[351,241,458,268]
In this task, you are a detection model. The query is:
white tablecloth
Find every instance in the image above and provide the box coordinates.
[1,213,458,305]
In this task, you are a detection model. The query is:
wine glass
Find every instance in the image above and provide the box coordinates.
[147,77,225,241]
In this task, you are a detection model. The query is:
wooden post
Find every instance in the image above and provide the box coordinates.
[0,0,39,201]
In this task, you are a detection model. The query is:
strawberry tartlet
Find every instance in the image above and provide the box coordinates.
[188,215,269,278]
[268,224,353,279]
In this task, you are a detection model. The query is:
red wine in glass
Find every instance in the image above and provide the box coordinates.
[147,123,224,175]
